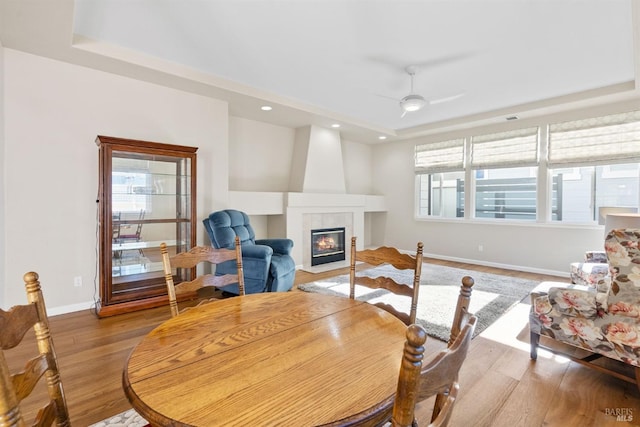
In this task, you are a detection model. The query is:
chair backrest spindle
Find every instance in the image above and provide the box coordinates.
[0,272,71,427]
[349,236,423,325]
[161,236,245,317]
[391,276,476,427]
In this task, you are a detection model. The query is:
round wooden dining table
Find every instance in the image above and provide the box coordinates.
[123,291,408,426]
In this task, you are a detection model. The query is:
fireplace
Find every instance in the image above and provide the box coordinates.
[311,227,346,266]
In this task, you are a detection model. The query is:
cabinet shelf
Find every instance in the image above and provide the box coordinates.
[112,191,191,196]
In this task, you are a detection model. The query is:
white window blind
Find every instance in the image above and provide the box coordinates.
[415,138,465,173]
[548,110,640,167]
[470,127,539,169]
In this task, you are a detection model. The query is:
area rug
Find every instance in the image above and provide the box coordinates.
[297,263,540,342]
[89,409,149,427]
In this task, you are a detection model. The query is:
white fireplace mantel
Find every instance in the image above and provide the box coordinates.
[228,191,386,215]
[227,191,386,268]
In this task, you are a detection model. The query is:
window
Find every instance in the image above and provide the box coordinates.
[417,172,465,217]
[549,111,640,222]
[415,139,464,217]
[469,128,540,220]
[415,110,640,223]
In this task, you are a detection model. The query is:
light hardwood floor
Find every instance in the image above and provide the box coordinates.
[8,259,640,426]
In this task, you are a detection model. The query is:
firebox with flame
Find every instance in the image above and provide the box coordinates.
[315,236,336,250]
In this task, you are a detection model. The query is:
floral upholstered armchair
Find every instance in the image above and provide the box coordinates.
[530,229,640,387]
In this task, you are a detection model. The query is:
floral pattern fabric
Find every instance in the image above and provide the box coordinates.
[569,261,609,286]
[569,250,609,286]
[530,229,640,367]
[585,250,608,264]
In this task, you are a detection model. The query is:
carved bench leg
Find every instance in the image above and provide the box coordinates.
[530,330,540,360]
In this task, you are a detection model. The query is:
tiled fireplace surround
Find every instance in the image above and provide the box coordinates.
[229,191,385,270]
[285,193,369,270]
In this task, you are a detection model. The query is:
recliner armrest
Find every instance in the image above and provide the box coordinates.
[242,244,274,259]
[256,238,294,255]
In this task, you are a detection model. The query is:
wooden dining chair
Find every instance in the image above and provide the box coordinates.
[349,236,424,325]
[161,236,245,317]
[0,272,71,426]
[390,276,477,427]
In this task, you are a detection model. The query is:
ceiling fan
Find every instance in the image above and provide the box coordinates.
[399,66,426,117]
[386,66,464,118]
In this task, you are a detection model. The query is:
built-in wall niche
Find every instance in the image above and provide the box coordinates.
[96,135,197,317]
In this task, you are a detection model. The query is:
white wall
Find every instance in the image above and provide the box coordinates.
[300,126,346,193]
[342,138,373,194]
[343,138,376,247]
[228,119,375,196]
[372,99,640,276]
[3,48,229,312]
[228,117,295,192]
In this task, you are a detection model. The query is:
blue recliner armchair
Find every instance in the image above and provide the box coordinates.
[203,209,296,294]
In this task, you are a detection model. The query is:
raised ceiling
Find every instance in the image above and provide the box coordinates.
[1,0,639,143]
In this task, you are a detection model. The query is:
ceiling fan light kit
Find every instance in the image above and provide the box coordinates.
[377,64,464,118]
[400,94,426,112]
[398,66,427,116]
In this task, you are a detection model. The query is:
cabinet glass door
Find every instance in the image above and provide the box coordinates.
[97,136,197,317]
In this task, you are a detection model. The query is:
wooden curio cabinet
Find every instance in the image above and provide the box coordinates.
[96,135,197,317]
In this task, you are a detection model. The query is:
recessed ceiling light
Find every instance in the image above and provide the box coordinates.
[378,136,387,140]
[261,105,273,111]
[331,124,340,128]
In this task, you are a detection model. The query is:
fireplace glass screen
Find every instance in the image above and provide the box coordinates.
[311,227,346,266]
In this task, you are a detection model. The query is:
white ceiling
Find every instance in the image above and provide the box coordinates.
[1,0,639,143]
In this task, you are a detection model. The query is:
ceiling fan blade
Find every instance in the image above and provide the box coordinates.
[375,93,401,102]
[429,92,465,105]
[410,53,473,70]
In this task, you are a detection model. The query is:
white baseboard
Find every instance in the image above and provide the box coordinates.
[422,252,568,279]
[297,252,568,279]
[48,300,96,317]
